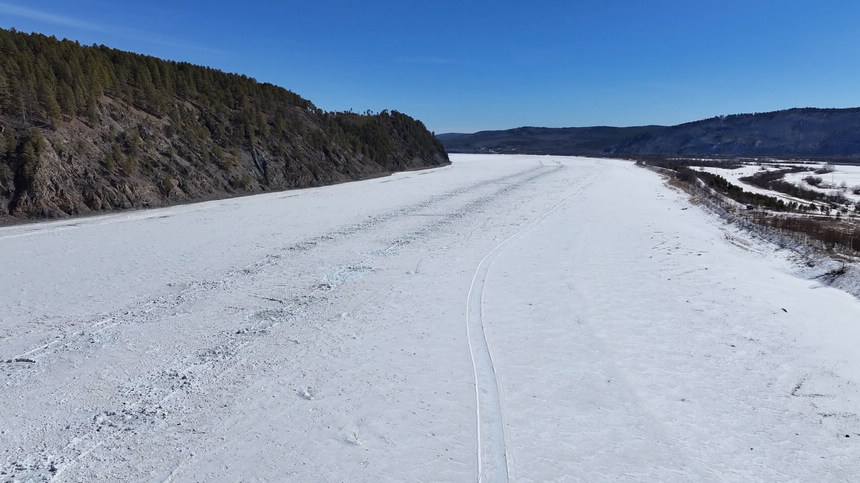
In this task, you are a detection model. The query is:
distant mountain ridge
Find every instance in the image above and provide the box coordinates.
[439,107,860,160]
[0,28,448,221]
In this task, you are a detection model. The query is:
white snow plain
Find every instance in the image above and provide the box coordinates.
[2,154,860,481]
[698,162,860,208]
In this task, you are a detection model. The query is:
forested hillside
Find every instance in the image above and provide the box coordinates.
[0,28,448,220]
[439,108,860,160]
[437,126,659,156]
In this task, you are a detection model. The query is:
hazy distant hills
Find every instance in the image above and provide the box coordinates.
[0,29,448,221]
[439,108,860,160]
[437,126,660,157]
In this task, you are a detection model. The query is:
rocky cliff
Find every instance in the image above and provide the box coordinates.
[0,29,448,221]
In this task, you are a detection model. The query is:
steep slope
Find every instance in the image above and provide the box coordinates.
[0,29,448,221]
[438,108,860,160]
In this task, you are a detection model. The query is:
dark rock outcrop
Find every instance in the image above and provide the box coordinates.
[0,29,448,222]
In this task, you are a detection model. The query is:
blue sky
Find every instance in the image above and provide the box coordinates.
[2,1,860,133]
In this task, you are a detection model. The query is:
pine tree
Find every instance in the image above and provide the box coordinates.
[0,70,8,111]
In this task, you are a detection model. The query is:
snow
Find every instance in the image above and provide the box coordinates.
[698,162,860,207]
[696,164,821,207]
[2,154,860,481]
[782,165,860,204]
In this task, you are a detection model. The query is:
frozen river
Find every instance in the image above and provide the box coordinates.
[2,154,860,481]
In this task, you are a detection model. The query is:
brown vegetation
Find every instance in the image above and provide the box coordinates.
[637,156,860,255]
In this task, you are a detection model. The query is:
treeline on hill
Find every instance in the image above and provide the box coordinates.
[0,28,448,219]
[441,107,860,159]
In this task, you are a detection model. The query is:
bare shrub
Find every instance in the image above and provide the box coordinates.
[805,176,823,186]
[814,164,835,175]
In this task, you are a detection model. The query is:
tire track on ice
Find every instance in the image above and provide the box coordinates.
[466,169,594,482]
[1,163,565,482]
[1,165,550,383]
[158,165,572,481]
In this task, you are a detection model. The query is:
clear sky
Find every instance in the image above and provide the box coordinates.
[2,1,860,133]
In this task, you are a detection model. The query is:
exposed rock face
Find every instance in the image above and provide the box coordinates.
[1,101,448,221]
[0,104,449,221]
[0,29,449,222]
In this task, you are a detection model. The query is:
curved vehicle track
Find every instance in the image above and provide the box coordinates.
[4,155,860,481]
[466,172,593,482]
[1,158,581,481]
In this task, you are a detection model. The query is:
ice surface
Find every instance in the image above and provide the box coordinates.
[1,154,859,481]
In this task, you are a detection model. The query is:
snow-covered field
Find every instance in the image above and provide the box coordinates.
[2,154,860,481]
[783,165,860,204]
[697,164,820,206]
[699,162,860,208]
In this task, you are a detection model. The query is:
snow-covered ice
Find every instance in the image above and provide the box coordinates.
[2,154,860,481]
